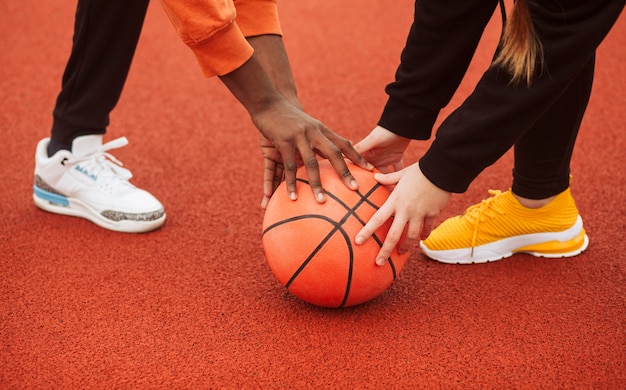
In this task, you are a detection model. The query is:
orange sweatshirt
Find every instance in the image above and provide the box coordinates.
[159,0,282,77]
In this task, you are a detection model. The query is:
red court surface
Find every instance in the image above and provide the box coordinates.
[1,1,624,388]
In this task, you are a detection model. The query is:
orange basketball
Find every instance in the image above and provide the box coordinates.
[262,159,408,308]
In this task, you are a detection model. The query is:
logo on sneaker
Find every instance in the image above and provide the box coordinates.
[74,164,97,181]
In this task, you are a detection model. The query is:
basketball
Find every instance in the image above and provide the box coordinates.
[262,159,408,308]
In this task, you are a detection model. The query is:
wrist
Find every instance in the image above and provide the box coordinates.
[219,56,284,116]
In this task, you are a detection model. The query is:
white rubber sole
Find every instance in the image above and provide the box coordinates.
[420,216,589,264]
[33,188,165,233]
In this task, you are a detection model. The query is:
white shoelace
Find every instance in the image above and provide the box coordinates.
[64,137,134,188]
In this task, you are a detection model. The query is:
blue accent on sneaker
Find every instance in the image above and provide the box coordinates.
[74,164,97,181]
[33,186,69,207]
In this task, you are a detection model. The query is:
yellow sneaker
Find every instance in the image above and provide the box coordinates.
[420,188,589,264]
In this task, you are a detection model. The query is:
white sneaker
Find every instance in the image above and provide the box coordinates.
[33,135,166,233]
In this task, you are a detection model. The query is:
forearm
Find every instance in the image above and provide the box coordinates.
[219,54,285,117]
[247,35,301,108]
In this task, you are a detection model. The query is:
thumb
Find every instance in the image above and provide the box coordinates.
[353,133,377,155]
[354,136,372,154]
[373,170,403,186]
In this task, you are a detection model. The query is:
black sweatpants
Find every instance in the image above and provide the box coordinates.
[379,0,624,199]
[50,0,150,152]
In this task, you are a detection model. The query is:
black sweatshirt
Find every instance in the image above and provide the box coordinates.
[378,0,625,194]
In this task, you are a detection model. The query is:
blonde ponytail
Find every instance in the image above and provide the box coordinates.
[493,0,543,85]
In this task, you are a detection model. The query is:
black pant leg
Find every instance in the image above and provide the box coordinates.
[512,57,595,199]
[50,0,150,148]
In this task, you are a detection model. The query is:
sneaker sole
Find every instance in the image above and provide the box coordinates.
[420,215,589,264]
[33,186,165,233]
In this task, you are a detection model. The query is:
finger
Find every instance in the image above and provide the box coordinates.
[262,158,278,201]
[276,144,299,201]
[374,215,408,266]
[373,171,403,186]
[298,143,325,203]
[272,161,284,193]
[353,133,376,154]
[261,159,284,209]
[397,217,422,255]
[322,144,359,191]
[355,202,394,246]
[260,195,271,209]
[329,135,373,172]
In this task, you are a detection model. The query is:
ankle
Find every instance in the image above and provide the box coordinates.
[47,138,72,157]
[512,193,556,209]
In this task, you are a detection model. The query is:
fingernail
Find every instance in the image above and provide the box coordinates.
[289,192,297,200]
[350,179,358,189]
[376,258,386,266]
[317,193,325,202]
[355,236,364,245]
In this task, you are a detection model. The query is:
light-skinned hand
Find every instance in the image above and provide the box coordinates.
[355,162,451,266]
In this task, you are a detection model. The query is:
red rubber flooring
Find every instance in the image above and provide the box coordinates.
[1,1,624,388]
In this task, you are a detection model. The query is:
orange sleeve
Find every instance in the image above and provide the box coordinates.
[234,0,283,37]
[159,0,254,77]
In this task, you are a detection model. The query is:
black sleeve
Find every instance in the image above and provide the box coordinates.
[378,0,500,140]
[419,0,625,193]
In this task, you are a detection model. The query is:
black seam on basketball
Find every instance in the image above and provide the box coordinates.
[264,218,396,297]
[295,177,378,227]
[269,214,354,308]
[263,176,399,307]
[293,177,398,278]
